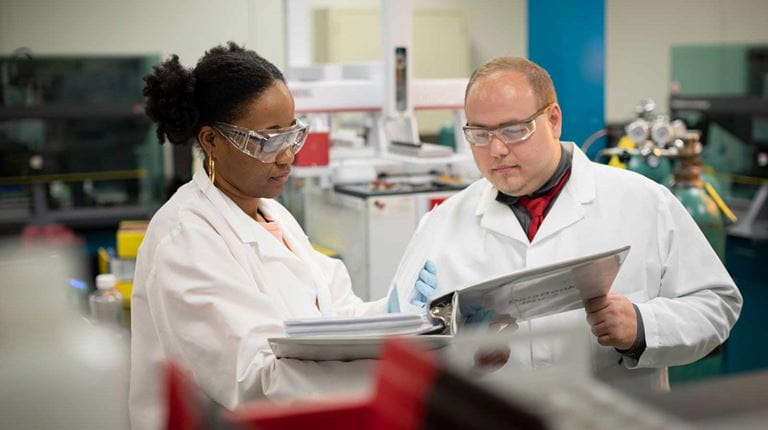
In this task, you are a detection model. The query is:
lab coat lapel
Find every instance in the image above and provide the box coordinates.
[531,184,584,244]
[477,180,530,245]
[532,143,596,244]
[252,227,297,260]
[192,171,297,260]
[260,199,322,275]
[476,143,597,246]
[281,227,334,314]
[245,201,301,261]
[259,199,332,311]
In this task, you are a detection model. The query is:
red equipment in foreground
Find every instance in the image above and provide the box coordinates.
[165,338,547,430]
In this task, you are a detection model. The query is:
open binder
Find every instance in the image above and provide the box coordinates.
[269,245,630,360]
[427,245,631,335]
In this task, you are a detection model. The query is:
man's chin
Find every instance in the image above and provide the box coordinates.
[491,180,527,197]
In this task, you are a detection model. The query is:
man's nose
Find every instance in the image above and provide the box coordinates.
[488,133,510,158]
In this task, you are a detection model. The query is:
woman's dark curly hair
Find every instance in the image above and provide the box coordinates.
[143,41,285,145]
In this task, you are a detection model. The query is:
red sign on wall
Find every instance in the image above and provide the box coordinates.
[428,197,446,210]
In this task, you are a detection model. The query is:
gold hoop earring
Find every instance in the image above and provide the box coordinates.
[207,156,216,184]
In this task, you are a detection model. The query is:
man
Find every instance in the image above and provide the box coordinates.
[389,57,742,391]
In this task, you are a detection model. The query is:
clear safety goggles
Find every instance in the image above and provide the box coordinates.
[462,103,552,147]
[213,119,309,163]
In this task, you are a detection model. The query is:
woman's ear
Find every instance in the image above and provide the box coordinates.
[197,126,217,158]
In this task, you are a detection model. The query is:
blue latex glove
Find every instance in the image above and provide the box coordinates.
[465,308,497,327]
[409,260,438,308]
[464,307,518,333]
[386,287,401,313]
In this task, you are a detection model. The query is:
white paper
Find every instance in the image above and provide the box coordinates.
[268,335,452,360]
[433,246,631,333]
[284,313,442,337]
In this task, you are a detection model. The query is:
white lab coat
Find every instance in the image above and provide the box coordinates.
[130,171,386,430]
[391,142,742,392]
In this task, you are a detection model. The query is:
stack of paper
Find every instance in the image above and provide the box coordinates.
[268,335,452,361]
[284,313,443,337]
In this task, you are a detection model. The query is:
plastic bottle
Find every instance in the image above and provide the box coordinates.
[89,273,124,326]
[1,246,129,429]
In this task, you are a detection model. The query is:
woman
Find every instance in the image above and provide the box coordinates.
[130,43,418,430]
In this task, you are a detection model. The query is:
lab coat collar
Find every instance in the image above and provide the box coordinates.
[476,180,530,243]
[474,141,597,245]
[192,171,304,260]
[196,173,308,263]
[563,142,597,205]
[193,170,259,244]
[255,199,306,260]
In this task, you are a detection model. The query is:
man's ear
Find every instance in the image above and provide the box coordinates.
[548,103,563,140]
[197,125,217,157]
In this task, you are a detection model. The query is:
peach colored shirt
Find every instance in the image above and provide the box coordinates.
[257,220,293,252]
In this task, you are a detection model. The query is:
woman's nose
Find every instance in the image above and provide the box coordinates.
[274,146,296,165]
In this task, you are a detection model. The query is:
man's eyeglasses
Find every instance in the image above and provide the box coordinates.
[462,103,553,147]
[213,119,309,163]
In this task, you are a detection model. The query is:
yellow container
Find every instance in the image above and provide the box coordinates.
[97,247,111,274]
[311,243,339,258]
[117,220,148,259]
[116,280,133,309]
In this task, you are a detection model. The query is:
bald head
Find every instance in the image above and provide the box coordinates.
[465,57,557,109]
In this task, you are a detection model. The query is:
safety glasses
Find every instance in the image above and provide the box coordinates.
[462,104,552,147]
[213,119,309,163]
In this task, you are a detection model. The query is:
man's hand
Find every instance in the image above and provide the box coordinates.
[584,291,637,350]
[470,312,518,372]
[474,348,511,371]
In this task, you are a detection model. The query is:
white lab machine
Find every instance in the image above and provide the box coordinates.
[283,0,474,171]
[305,178,465,301]
[281,0,479,300]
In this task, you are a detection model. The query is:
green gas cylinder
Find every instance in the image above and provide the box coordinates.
[668,133,727,386]
[664,165,725,201]
[701,170,725,199]
[627,153,673,184]
[671,186,725,259]
[668,182,726,383]
[438,122,456,151]
[669,134,726,260]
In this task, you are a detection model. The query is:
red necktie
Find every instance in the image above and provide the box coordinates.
[517,169,571,241]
